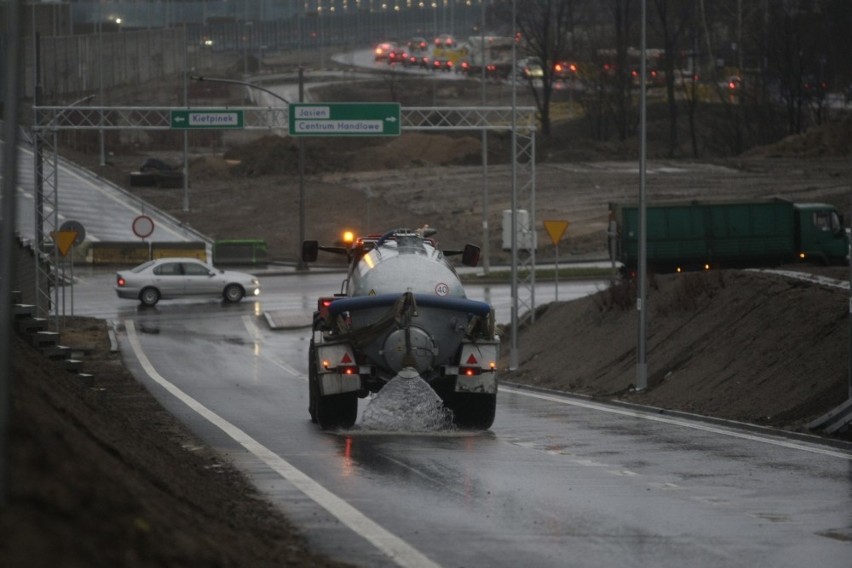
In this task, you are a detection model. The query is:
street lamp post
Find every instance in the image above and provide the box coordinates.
[297,67,307,270]
[98,2,106,167]
[636,0,649,391]
[480,0,489,275]
[190,76,306,268]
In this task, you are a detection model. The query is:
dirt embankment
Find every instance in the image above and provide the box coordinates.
[2,319,352,567]
[503,269,851,436]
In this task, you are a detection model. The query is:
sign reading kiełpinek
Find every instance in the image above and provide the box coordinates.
[171,110,244,129]
[289,103,401,137]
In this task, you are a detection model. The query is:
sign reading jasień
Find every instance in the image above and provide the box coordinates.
[170,110,244,129]
[289,103,401,137]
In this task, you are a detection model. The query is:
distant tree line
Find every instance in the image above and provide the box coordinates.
[490,0,852,157]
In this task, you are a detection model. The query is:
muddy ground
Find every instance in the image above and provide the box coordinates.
[5,53,852,566]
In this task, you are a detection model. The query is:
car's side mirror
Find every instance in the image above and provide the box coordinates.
[462,244,480,267]
[302,240,319,262]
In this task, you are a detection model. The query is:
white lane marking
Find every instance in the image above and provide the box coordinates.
[242,314,262,340]
[269,359,307,380]
[124,319,440,568]
[241,315,305,379]
[501,386,852,460]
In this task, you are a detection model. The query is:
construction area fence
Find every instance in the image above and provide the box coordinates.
[89,241,207,266]
[23,27,211,102]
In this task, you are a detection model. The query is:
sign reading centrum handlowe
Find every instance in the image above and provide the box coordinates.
[289,103,401,137]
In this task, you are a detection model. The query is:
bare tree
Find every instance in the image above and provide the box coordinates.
[494,0,590,138]
[610,0,637,141]
[651,0,694,156]
[769,1,834,134]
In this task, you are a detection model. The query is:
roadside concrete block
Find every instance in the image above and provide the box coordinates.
[33,331,60,348]
[17,317,47,335]
[42,345,72,360]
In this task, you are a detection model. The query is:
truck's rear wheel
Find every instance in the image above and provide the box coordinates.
[316,392,358,430]
[308,344,318,423]
[447,392,496,430]
[308,377,319,424]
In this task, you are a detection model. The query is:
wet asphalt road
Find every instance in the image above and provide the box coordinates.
[68,268,852,568]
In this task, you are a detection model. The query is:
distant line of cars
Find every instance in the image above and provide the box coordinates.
[374,37,584,80]
[373,37,846,105]
[374,37,434,69]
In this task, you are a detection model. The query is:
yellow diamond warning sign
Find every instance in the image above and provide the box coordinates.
[543,220,569,246]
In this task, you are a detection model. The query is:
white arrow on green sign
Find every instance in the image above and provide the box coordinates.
[171,110,244,129]
[289,103,401,137]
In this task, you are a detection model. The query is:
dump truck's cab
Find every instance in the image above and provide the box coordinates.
[794,203,848,264]
[302,227,499,430]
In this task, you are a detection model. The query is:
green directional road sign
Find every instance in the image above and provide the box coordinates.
[170,110,244,129]
[289,103,401,137]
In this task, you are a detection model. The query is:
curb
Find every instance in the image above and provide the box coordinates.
[501,380,852,451]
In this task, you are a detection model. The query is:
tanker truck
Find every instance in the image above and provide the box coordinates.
[301,227,499,430]
[609,199,848,274]
[455,35,515,79]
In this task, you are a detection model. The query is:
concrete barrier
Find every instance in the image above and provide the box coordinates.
[89,241,207,265]
[89,242,150,265]
[152,241,207,261]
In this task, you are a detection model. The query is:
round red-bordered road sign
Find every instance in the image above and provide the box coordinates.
[132,215,155,239]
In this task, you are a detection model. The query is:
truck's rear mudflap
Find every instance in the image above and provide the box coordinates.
[443,340,499,394]
[313,338,367,396]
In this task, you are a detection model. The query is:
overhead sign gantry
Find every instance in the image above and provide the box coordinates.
[31,104,537,335]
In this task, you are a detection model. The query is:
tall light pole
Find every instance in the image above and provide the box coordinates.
[190,76,304,266]
[636,0,649,391]
[243,0,249,76]
[182,21,189,212]
[509,0,518,370]
[297,67,307,270]
[480,0,489,274]
[432,2,438,38]
[98,0,106,167]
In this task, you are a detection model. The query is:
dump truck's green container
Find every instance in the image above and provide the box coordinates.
[610,199,846,272]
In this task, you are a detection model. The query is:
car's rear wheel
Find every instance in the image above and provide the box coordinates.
[308,343,318,423]
[223,284,244,303]
[139,287,160,306]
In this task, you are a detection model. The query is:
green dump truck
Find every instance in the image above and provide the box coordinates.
[609,199,848,273]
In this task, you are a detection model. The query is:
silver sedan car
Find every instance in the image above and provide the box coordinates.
[115,257,261,306]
